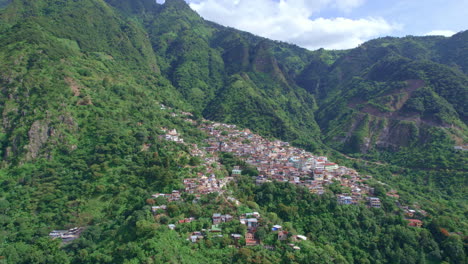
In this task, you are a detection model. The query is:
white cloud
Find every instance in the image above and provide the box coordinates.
[424,30,456,37]
[188,0,398,50]
[288,17,397,50]
[333,0,366,12]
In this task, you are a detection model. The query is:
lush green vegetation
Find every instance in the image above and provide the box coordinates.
[0,0,466,263]
[315,39,467,172]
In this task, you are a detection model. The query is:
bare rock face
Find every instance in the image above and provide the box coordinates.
[25,120,50,161]
[20,114,78,161]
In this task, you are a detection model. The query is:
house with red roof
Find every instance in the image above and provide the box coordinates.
[407,219,423,228]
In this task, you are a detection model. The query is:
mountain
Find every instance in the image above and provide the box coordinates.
[112,0,467,168]
[314,35,467,170]
[133,0,323,149]
[4,0,463,163]
[0,0,466,263]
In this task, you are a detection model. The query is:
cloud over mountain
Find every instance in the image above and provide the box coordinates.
[188,0,397,50]
[425,30,456,37]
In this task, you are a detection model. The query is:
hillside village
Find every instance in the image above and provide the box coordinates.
[199,122,376,205]
[140,109,428,248]
[3,0,466,261]
[49,108,428,246]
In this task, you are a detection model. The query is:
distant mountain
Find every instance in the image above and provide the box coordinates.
[312,35,467,169]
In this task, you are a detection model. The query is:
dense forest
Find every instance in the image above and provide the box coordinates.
[0,0,466,263]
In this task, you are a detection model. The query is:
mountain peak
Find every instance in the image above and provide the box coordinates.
[163,0,190,8]
[157,0,202,23]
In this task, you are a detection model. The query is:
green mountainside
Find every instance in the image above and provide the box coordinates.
[134,0,322,149]
[0,0,466,263]
[315,36,467,167]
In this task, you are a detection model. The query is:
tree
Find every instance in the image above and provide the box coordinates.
[255,226,268,241]
[166,204,180,217]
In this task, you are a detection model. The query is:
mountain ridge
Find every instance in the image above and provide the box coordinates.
[0,1,466,263]
[0,0,465,172]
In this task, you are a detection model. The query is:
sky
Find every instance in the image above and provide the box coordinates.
[165,0,468,50]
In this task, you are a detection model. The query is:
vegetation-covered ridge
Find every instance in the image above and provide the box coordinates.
[2,104,466,263]
[129,0,467,170]
[0,0,466,263]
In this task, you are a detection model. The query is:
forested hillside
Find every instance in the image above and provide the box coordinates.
[0,0,466,263]
[101,0,467,164]
[132,0,323,150]
[315,35,467,165]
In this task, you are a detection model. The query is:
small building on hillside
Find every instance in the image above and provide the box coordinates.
[49,227,83,243]
[386,190,400,199]
[245,232,259,246]
[407,219,423,228]
[247,218,258,230]
[293,235,307,241]
[278,231,289,241]
[189,232,204,243]
[324,163,339,171]
[232,166,242,176]
[272,225,282,231]
[231,234,242,240]
[313,170,324,181]
[368,197,381,208]
[151,205,167,214]
[210,225,222,233]
[213,213,222,224]
[338,195,353,205]
[213,213,233,224]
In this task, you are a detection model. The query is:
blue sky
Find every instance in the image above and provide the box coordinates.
[174,0,468,50]
[315,0,468,36]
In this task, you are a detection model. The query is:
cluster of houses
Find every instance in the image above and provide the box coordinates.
[147,115,427,249]
[159,124,234,196]
[49,227,83,243]
[173,210,308,249]
[159,104,193,118]
[152,190,182,202]
[239,212,261,246]
[183,175,233,195]
[384,190,426,228]
[156,118,426,224]
[398,201,427,228]
[199,122,375,204]
[159,128,184,143]
[185,213,234,243]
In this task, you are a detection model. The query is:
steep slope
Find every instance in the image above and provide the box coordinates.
[0,0,208,261]
[311,35,467,170]
[0,1,466,263]
[1,0,464,188]
[436,31,468,74]
[114,0,324,149]
[0,0,190,164]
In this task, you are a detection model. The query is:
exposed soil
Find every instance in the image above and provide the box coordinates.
[347,80,448,126]
[65,77,81,97]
